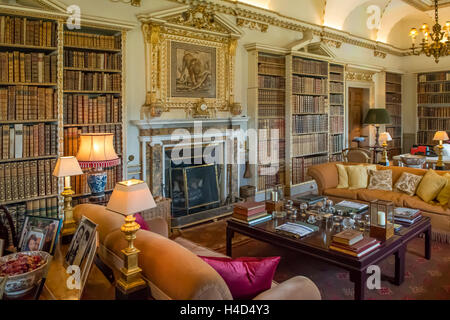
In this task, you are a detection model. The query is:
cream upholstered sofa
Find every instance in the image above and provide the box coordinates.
[73,203,321,300]
[308,162,450,243]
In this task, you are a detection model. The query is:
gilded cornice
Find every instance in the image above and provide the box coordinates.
[346,71,374,82]
[167,0,409,57]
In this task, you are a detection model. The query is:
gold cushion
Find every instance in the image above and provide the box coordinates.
[368,169,392,191]
[435,173,450,205]
[336,164,349,189]
[346,165,377,190]
[416,170,447,203]
[394,172,423,196]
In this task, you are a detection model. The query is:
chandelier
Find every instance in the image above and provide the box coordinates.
[409,0,450,63]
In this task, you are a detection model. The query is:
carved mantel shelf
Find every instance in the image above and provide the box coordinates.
[131,117,249,130]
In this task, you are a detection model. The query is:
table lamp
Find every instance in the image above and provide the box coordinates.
[106,179,156,299]
[76,133,120,202]
[363,109,392,148]
[379,132,392,166]
[433,131,449,170]
[52,156,83,236]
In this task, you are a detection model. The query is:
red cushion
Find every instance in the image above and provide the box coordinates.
[199,256,280,300]
[134,213,149,231]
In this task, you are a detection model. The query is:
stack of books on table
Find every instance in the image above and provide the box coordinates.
[334,200,369,214]
[329,230,380,258]
[394,208,422,226]
[231,201,272,226]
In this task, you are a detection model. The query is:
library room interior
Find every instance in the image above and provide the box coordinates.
[2,0,450,303]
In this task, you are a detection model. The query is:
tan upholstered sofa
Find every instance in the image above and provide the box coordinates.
[73,204,321,300]
[308,162,450,243]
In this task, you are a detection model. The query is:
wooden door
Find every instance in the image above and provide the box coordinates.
[348,88,364,147]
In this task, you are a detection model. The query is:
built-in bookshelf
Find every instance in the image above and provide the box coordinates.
[288,55,329,186]
[417,71,450,145]
[385,72,402,157]
[329,63,345,162]
[0,13,60,228]
[252,52,286,191]
[63,27,125,203]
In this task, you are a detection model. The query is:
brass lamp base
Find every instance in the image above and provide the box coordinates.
[436,144,445,171]
[61,187,76,237]
[116,215,148,299]
[379,143,390,167]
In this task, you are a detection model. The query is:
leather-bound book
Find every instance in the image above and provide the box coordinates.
[32,199,39,216]
[50,124,57,155]
[10,162,18,200]
[4,163,12,201]
[0,88,7,120]
[50,54,57,83]
[37,87,45,119]
[22,86,28,120]
[38,159,45,196]
[17,162,24,200]
[31,53,38,83]
[13,51,20,82]
[45,88,53,119]
[19,52,25,83]
[14,123,23,158]
[44,55,50,83]
[7,86,15,120]
[8,125,14,159]
[44,159,51,195]
[37,53,43,83]
[38,123,45,156]
[51,158,58,195]
[44,124,50,156]
[23,161,31,198]
[0,164,5,202]
[39,198,46,217]
[16,85,23,120]
[234,201,266,216]
[33,124,39,157]
[51,197,58,219]
[8,52,13,83]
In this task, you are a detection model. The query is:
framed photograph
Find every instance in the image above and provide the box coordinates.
[64,216,97,271]
[18,216,62,254]
[170,41,216,99]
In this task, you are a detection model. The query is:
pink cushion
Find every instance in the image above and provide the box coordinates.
[134,213,149,231]
[199,256,280,300]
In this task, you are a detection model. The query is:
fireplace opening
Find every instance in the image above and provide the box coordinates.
[165,146,222,218]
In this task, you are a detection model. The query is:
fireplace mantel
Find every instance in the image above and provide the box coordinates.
[131,117,249,130]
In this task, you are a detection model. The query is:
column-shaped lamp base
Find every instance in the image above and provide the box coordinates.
[61,186,76,237]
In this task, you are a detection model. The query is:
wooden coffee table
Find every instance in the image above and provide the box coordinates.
[226,215,431,300]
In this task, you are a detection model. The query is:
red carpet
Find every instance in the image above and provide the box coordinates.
[179,220,450,300]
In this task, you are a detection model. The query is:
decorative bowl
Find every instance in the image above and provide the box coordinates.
[400,155,426,166]
[0,251,51,297]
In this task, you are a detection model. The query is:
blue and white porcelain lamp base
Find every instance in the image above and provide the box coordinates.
[87,169,108,202]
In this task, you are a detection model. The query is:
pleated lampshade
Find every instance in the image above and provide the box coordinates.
[76,133,120,169]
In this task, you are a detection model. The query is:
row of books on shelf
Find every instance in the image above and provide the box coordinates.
[386,127,401,138]
[0,159,58,202]
[0,16,56,47]
[258,75,285,89]
[330,115,344,133]
[417,83,450,93]
[330,82,344,92]
[258,104,284,117]
[292,76,327,94]
[64,31,121,50]
[330,230,380,258]
[258,90,285,103]
[330,94,344,104]
[0,199,59,247]
[63,124,122,157]
[292,114,328,134]
[257,168,285,191]
[231,201,272,225]
[330,66,344,73]
[389,115,402,126]
[417,131,440,145]
[418,93,450,104]
[386,83,401,92]
[292,58,327,76]
[0,51,57,84]
[330,153,343,162]
[329,74,343,82]
[418,106,450,118]
[330,134,344,154]
[63,94,122,125]
[418,72,450,82]
[386,104,401,116]
[292,154,328,185]
[1,123,57,160]
[292,133,328,157]
[0,86,57,121]
[63,70,122,91]
[258,140,285,161]
[68,164,122,196]
[258,64,285,77]
[292,95,326,114]
[259,55,284,64]
[64,50,122,71]
[386,73,402,84]
[258,119,285,139]
[386,93,401,104]
[418,118,450,131]
[330,105,344,116]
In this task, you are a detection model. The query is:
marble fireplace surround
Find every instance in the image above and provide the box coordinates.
[131,117,249,205]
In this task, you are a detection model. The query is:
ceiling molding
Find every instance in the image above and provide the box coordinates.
[401,0,450,11]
